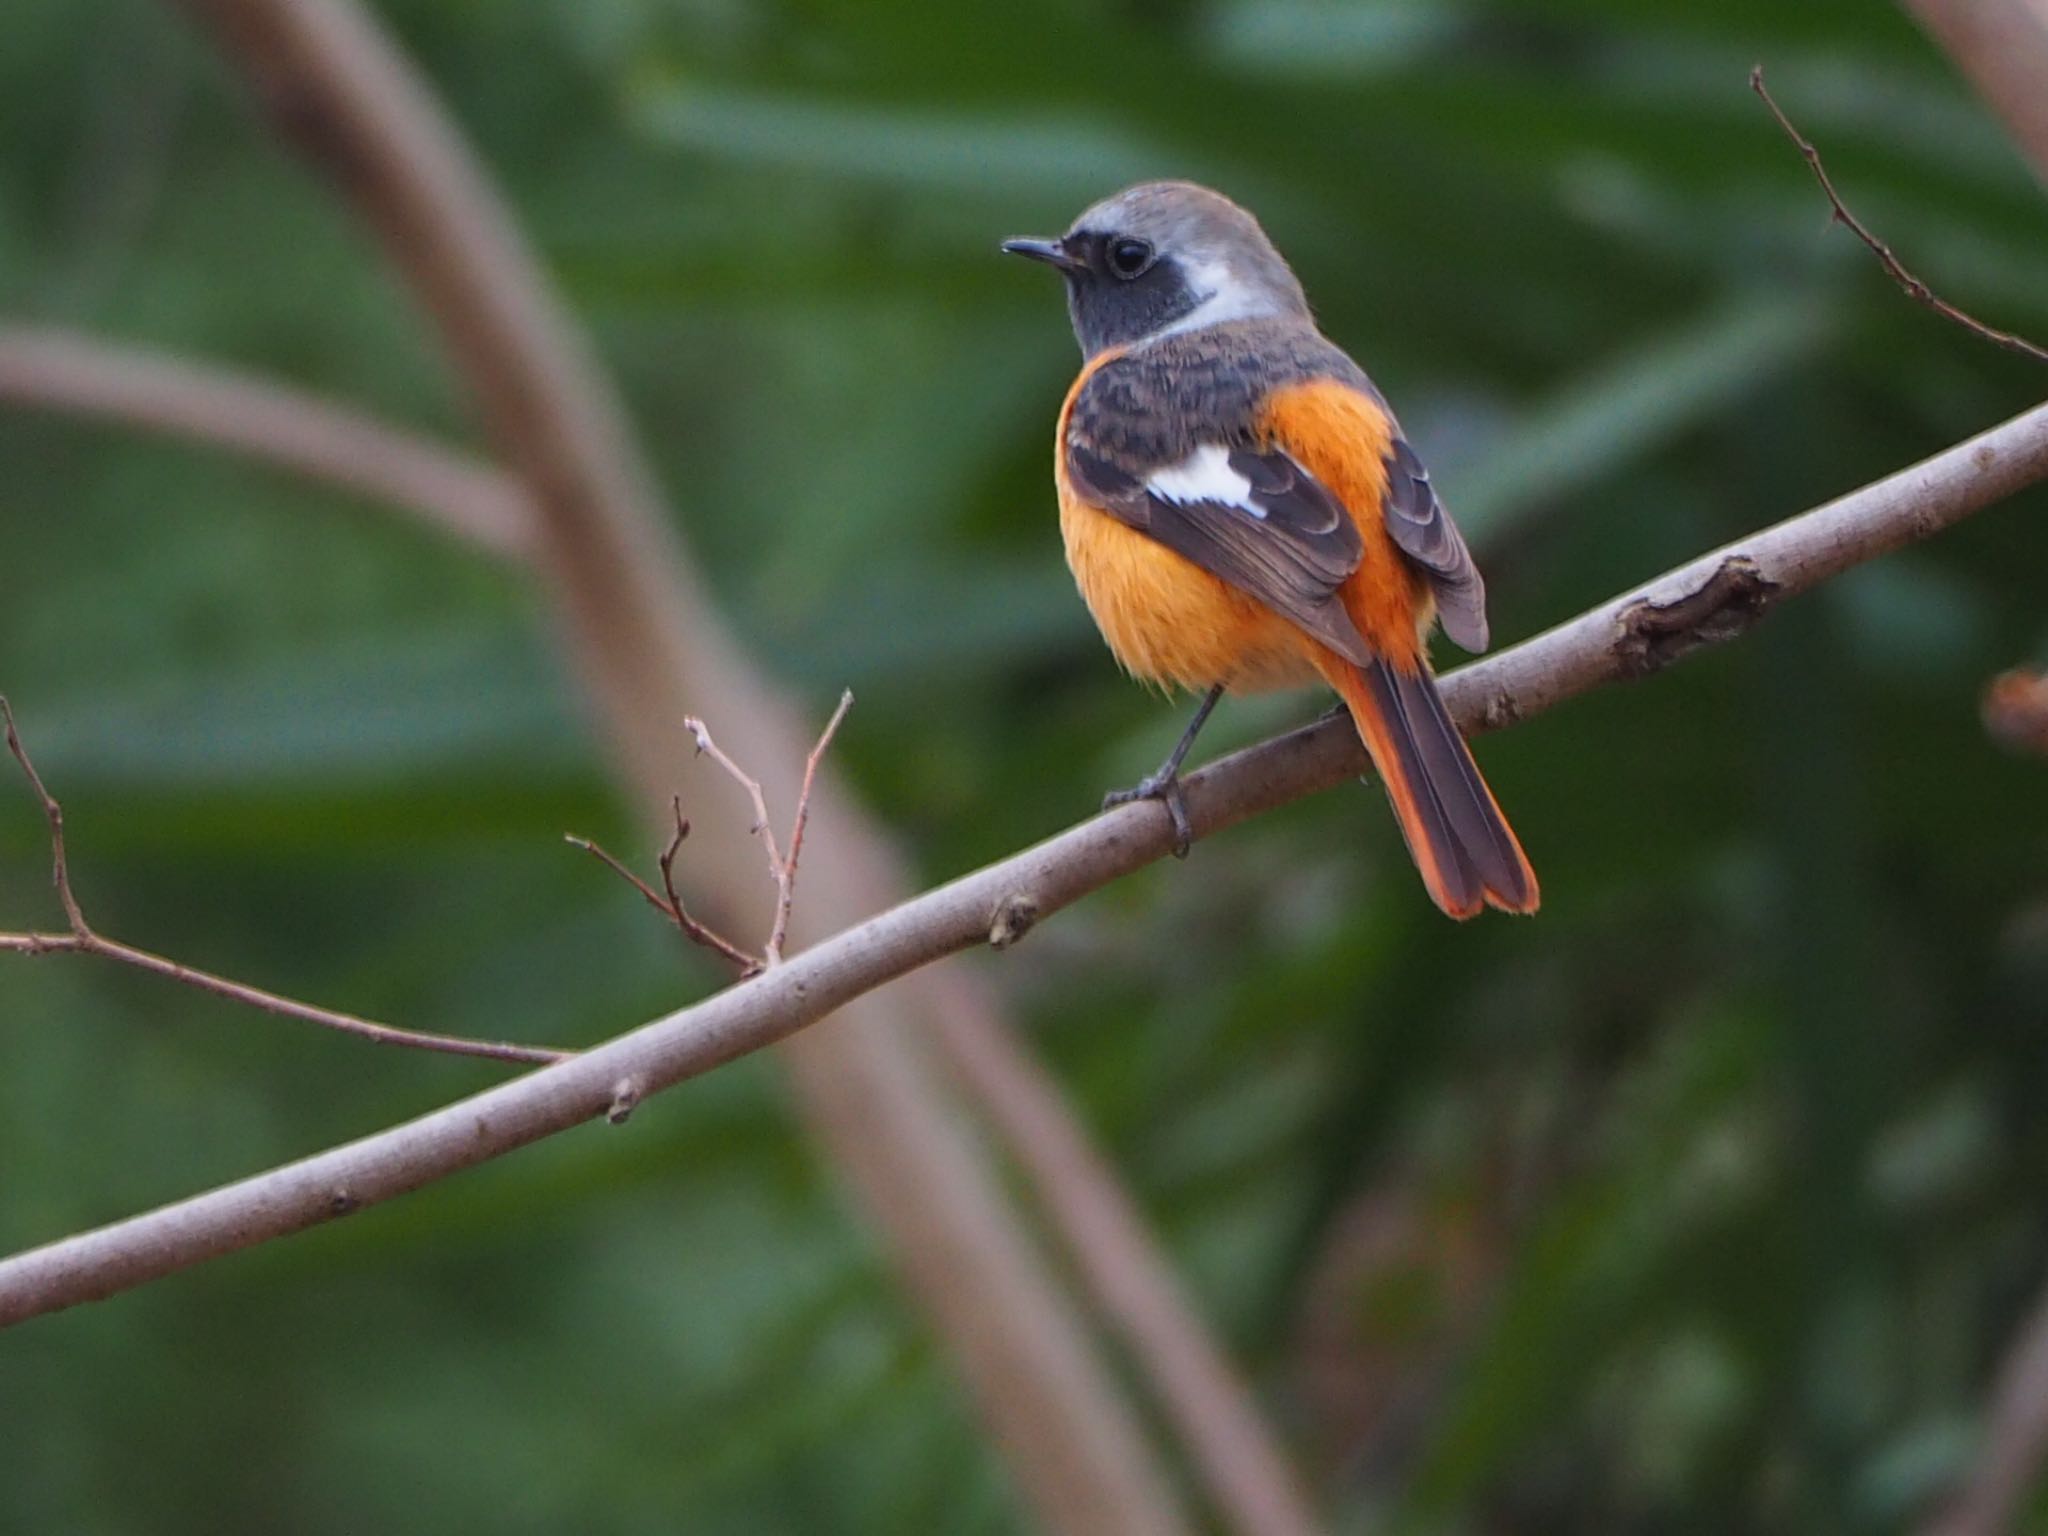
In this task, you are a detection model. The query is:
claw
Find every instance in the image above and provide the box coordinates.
[1103,771,1196,858]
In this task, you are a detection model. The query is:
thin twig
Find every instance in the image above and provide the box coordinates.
[771,689,854,964]
[563,802,759,974]
[5,395,2044,1336]
[567,695,852,971]
[684,717,778,848]
[4,695,89,935]
[681,692,854,968]
[1751,65,2048,365]
[0,697,569,1067]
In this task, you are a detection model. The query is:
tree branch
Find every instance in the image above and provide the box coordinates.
[1751,67,2048,364]
[0,696,568,1067]
[0,327,532,557]
[6,395,2042,1339]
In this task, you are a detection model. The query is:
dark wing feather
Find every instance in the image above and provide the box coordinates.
[1067,442,1375,666]
[1382,436,1488,653]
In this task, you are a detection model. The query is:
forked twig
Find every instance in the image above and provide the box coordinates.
[564,797,758,973]
[573,690,854,971]
[1752,65,2048,365]
[0,697,570,1066]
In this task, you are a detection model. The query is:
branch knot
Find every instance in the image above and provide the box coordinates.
[1615,557,1779,677]
[989,892,1042,950]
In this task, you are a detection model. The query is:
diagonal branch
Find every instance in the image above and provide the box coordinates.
[5,394,2043,1336]
[0,697,569,1067]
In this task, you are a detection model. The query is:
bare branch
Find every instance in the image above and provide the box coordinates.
[0,327,533,556]
[6,395,2043,1340]
[1,696,568,1068]
[1751,65,2048,365]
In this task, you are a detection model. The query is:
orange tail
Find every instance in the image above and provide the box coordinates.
[1321,656,1539,919]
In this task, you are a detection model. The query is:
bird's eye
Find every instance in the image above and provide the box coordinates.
[1106,238,1154,279]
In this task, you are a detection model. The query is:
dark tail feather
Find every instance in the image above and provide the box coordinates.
[1324,656,1539,919]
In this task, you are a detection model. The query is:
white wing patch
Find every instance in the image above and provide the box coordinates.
[1145,444,1265,518]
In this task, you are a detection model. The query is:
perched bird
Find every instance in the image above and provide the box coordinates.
[1003,181,1538,918]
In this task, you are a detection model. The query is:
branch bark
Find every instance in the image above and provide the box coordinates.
[1901,0,2048,191]
[162,3,1193,1531]
[8,395,2043,1348]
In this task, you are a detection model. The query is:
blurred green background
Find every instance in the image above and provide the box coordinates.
[5,1,2048,1531]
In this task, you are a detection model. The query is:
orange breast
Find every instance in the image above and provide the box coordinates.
[1054,361,1429,693]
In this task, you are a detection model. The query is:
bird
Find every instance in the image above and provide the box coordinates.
[1002,180,1538,918]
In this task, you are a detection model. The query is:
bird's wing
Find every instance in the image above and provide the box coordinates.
[1379,434,1488,653]
[1065,435,1376,667]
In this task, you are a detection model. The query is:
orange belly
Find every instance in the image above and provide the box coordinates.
[1055,364,1430,693]
[1058,501,1319,693]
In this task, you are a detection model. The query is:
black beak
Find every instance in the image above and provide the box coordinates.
[1001,236,1084,274]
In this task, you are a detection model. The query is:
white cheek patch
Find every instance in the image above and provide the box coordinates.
[1146,444,1265,518]
[1152,257,1282,341]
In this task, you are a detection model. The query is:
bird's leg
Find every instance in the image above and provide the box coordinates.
[1102,684,1223,859]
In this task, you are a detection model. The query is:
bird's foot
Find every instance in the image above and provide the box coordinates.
[1103,770,1195,858]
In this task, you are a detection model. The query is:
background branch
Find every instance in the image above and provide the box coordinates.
[7,395,2043,1348]
[1901,0,2048,192]
[165,1,1198,1530]
[0,326,530,557]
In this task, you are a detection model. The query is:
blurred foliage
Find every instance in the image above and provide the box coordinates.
[4,1,2048,1531]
